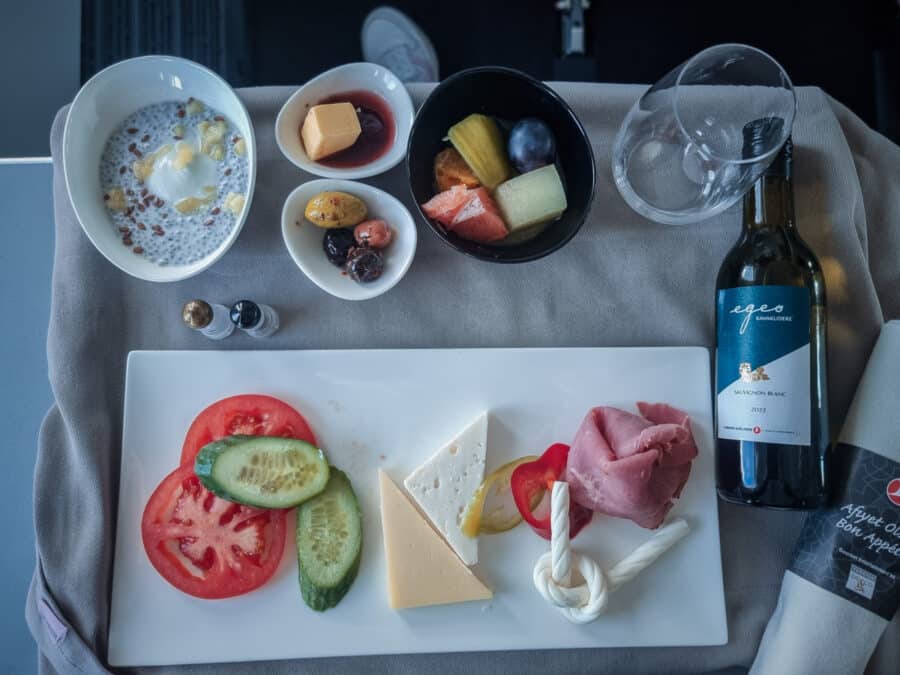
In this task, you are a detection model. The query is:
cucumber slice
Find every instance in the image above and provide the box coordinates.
[194,435,330,509]
[296,468,362,611]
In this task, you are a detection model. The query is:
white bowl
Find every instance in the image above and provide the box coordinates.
[275,62,414,180]
[282,179,417,301]
[63,55,256,283]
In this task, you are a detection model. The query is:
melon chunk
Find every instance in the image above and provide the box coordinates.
[494,165,567,231]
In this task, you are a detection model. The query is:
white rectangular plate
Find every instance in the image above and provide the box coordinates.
[110,348,727,666]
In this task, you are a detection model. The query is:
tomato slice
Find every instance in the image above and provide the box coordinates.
[179,394,316,466]
[141,464,287,599]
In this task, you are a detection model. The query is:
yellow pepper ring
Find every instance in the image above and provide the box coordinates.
[461,455,540,537]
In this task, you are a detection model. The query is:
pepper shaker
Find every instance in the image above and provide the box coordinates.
[182,300,235,340]
[230,300,279,338]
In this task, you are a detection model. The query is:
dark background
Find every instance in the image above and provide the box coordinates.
[80,0,900,141]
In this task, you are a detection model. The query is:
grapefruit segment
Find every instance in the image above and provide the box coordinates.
[447,187,508,243]
[421,185,472,226]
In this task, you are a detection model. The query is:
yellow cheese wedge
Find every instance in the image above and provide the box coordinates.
[300,102,361,161]
[378,470,493,609]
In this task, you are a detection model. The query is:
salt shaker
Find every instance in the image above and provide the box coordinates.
[182,300,235,340]
[230,300,279,338]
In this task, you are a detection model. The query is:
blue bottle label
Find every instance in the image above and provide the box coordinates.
[716,285,811,445]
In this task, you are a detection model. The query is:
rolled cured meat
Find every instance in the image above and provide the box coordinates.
[565,402,697,529]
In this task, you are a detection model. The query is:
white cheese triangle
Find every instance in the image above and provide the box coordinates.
[404,412,487,566]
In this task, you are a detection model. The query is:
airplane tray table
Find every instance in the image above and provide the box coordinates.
[26,82,900,674]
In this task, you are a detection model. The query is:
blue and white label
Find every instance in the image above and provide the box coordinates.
[716,285,811,445]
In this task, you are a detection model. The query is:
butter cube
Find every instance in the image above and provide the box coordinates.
[300,102,361,161]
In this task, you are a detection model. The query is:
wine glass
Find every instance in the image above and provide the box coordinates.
[612,44,795,225]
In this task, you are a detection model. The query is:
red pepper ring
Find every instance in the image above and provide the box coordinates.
[510,442,593,540]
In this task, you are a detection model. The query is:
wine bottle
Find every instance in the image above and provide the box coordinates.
[714,119,830,509]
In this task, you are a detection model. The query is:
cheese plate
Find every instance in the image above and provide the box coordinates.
[109,348,727,667]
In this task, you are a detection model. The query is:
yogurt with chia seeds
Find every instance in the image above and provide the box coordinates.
[99,98,250,265]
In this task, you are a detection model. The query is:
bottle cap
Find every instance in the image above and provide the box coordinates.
[182,300,213,329]
[230,300,261,329]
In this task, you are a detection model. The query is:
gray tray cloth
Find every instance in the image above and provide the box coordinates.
[26,83,900,674]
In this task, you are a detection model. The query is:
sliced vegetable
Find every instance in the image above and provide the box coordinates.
[141,464,287,599]
[179,394,317,466]
[461,455,539,537]
[195,435,330,509]
[296,468,362,611]
[510,443,593,540]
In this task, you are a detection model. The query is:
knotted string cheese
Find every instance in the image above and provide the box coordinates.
[533,481,690,624]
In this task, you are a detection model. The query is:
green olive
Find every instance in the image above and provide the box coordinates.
[304,191,368,228]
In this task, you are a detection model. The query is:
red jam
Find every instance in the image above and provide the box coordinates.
[313,90,395,168]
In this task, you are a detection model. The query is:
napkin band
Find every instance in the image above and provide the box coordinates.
[789,321,900,621]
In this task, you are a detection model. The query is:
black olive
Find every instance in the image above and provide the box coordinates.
[345,247,385,283]
[357,110,384,138]
[322,228,356,267]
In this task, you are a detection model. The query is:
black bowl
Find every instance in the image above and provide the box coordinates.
[406,67,596,263]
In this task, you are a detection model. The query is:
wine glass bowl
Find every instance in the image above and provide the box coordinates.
[612,44,795,225]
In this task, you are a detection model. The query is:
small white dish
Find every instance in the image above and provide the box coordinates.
[282,179,417,301]
[275,62,414,180]
[63,55,256,283]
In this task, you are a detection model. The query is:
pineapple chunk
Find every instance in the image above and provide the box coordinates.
[131,143,172,183]
[104,187,127,211]
[172,142,194,170]
[175,188,216,214]
[224,192,245,215]
[447,114,511,190]
[198,119,228,160]
[186,98,205,115]
[494,165,567,231]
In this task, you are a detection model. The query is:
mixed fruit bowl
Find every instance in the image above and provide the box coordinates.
[407,66,596,263]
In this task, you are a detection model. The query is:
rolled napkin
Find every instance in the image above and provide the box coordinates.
[752,321,900,675]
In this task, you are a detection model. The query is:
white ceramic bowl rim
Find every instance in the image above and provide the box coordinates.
[63,54,257,283]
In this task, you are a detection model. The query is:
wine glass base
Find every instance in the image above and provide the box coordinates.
[611,157,740,226]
